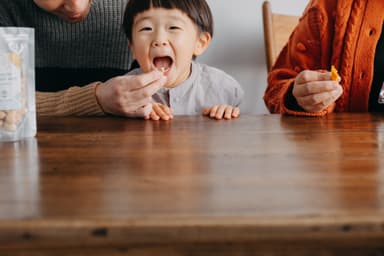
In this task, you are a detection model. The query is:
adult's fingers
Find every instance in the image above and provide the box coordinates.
[293,81,340,97]
[297,86,343,112]
[126,70,165,90]
[129,76,167,101]
[295,70,332,84]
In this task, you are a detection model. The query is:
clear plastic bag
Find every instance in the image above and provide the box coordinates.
[0,27,35,141]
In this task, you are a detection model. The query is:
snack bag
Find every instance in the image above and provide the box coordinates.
[0,27,35,141]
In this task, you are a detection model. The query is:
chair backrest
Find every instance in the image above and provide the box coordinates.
[262,1,300,71]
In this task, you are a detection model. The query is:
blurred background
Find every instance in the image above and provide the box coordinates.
[200,0,309,114]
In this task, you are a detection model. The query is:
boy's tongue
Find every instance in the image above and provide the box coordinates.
[154,57,172,71]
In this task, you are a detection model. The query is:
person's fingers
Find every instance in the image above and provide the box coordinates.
[297,90,334,107]
[223,106,234,120]
[215,105,227,120]
[202,107,211,115]
[209,105,219,118]
[158,104,173,118]
[153,104,170,120]
[295,70,332,84]
[293,81,339,97]
[150,110,160,120]
[297,87,343,112]
[126,70,164,90]
[129,76,167,101]
[232,107,240,118]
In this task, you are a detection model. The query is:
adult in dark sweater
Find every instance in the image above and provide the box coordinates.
[0,0,167,117]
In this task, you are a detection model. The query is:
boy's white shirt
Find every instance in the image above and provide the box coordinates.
[127,61,244,115]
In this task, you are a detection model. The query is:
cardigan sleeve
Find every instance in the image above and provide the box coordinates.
[36,82,106,116]
[263,0,335,117]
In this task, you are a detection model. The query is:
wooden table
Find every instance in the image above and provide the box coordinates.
[1,113,384,255]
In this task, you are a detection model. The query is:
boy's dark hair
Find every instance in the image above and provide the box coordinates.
[123,0,214,43]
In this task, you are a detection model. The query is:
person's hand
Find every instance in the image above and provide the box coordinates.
[293,70,343,113]
[202,105,240,120]
[95,70,167,117]
[145,103,174,121]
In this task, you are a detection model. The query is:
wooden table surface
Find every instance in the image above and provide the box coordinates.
[1,113,384,255]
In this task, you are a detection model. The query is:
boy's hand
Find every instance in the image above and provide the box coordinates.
[293,70,343,113]
[145,103,173,121]
[202,105,240,120]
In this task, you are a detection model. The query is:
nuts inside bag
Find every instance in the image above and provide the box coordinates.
[0,27,35,141]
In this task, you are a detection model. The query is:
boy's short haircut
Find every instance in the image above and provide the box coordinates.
[123,0,214,42]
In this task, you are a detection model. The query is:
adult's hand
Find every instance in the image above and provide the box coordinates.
[293,70,343,113]
[95,70,167,117]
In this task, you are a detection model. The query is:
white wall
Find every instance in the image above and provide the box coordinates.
[199,0,309,114]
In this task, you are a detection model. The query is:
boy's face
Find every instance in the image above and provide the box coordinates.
[33,0,92,23]
[130,8,211,88]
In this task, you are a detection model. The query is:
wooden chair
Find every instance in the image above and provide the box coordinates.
[262,1,300,71]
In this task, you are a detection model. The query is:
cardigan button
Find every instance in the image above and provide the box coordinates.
[369,29,375,36]
[296,42,306,52]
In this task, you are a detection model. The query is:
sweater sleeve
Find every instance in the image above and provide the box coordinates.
[36,82,106,116]
[263,0,335,117]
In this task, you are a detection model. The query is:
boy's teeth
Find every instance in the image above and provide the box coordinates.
[159,67,168,73]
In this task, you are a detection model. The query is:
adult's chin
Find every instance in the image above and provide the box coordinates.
[55,8,91,23]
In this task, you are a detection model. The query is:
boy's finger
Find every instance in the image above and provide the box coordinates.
[232,107,240,118]
[209,105,219,118]
[202,107,211,115]
[224,106,234,119]
[150,111,160,120]
[215,105,226,119]
[159,104,173,118]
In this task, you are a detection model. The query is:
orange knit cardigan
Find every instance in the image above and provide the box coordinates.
[263,0,384,116]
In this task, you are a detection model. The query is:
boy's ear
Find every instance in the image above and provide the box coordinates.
[193,32,211,56]
[128,42,136,59]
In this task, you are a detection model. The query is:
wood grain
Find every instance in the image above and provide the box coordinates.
[1,114,384,255]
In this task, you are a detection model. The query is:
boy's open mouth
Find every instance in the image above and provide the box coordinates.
[153,56,173,73]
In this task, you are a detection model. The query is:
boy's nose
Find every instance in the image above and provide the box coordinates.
[151,40,168,48]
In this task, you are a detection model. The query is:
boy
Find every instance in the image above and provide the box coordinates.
[123,0,244,120]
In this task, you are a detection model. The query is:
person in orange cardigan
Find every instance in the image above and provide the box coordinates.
[263,0,384,116]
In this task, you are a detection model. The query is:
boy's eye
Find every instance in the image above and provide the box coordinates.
[169,26,181,30]
[139,27,152,32]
